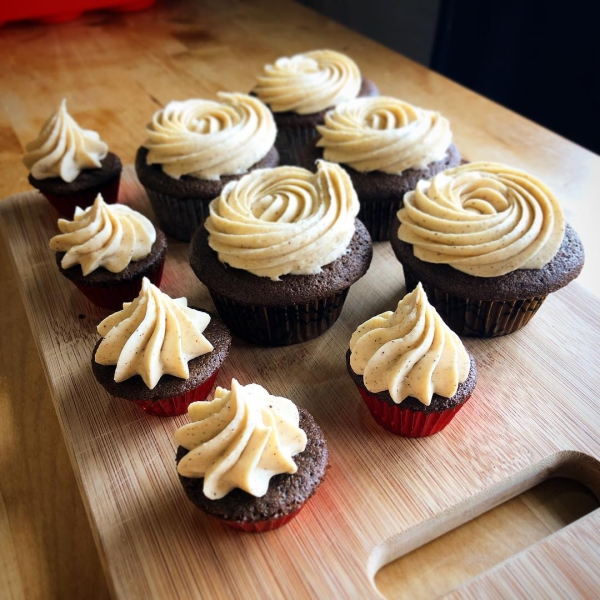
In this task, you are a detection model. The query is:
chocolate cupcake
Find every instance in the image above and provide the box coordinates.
[391,162,585,337]
[347,283,477,437]
[92,279,232,417]
[175,379,329,532]
[49,194,166,310]
[300,96,460,241]
[253,49,379,166]
[189,161,373,346]
[136,93,278,241]
[23,99,121,217]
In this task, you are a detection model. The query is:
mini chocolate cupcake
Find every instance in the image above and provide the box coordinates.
[190,160,373,346]
[135,92,278,242]
[92,278,232,417]
[253,49,379,166]
[50,194,167,310]
[347,283,477,437]
[23,99,121,217]
[391,162,585,337]
[300,96,460,241]
[175,379,329,532]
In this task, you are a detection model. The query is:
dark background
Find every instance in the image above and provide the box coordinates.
[299,0,600,155]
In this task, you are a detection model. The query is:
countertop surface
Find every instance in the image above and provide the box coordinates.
[1,1,599,598]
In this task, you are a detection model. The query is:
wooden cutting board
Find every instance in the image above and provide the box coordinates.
[2,168,600,598]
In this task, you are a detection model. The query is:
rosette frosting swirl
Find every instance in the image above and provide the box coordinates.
[23,99,108,182]
[349,283,470,405]
[397,162,566,277]
[317,96,452,174]
[143,92,276,180]
[95,278,213,389]
[205,160,359,280]
[253,49,362,114]
[49,194,156,275]
[175,379,307,499]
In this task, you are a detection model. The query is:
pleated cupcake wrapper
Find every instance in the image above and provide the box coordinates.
[72,257,165,311]
[276,126,319,167]
[144,188,212,242]
[208,288,350,346]
[41,174,121,218]
[357,386,469,437]
[357,195,402,242]
[218,507,304,533]
[125,369,220,417]
[403,268,547,337]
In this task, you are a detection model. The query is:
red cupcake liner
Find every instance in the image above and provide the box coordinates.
[357,386,469,437]
[41,173,121,218]
[127,369,220,417]
[218,506,304,532]
[144,187,211,242]
[73,256,165,310]
[403,268,547,337]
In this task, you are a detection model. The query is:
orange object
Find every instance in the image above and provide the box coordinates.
[0,0,155,26]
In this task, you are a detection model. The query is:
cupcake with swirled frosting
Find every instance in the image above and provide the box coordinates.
[49,194,167,310]
[175,379,328,531]
[300,96,460,241]
[135,92,279,241]
[23,99,122,217]
[347,283,477,437]
[189,160,372,345]
[252,49,379,166]
[92,278,232,416]
[390,162,585,336]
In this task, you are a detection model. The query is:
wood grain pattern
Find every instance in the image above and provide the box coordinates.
[1,168,599,598]
[376,478,599,598]
[1,1,600,597]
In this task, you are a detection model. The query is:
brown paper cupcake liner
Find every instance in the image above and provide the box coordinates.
[208,288,350,346]
[276,126,320,167]
[145,188,212,242]
[357,196,402,242]
[403,267,547,337]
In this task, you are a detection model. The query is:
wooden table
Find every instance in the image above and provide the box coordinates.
[1,1,599,598]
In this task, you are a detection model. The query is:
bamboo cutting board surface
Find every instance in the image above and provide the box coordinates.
[2,168,600,598]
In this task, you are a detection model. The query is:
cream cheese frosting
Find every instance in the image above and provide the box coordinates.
[95,278,213,389]
[23,99,108,182]
[204,160,359,280]
[397,161,566,277]
[142,93,276,181]
[49,194,156,275]
[253,49,362,115]
[349,283,470,405]
[175,379,307,499]
[317,96,452,174]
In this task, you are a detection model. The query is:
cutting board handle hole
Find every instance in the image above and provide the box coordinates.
[370,450,600,598]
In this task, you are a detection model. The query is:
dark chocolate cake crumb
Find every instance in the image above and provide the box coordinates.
[92,313,231,401]
[29,152,122,194]
[56,229,168,288]
[189,219,373,306]
[346,350,477,413]
[135,146,279,200]
[300,139,461,202]
[390,220,585,302]
[176,408,329,523]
